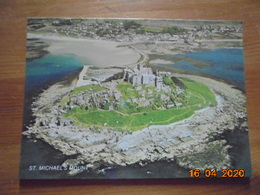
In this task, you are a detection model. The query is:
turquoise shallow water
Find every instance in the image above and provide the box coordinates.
[20,48,251,179]
[26,48,246,92]
[25,54,86,91]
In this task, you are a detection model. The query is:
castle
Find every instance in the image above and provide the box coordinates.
[78,64,171,90]
[123,64,167,89]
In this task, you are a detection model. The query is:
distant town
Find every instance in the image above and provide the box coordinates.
[22,18,249,178]
[28,18,242,44]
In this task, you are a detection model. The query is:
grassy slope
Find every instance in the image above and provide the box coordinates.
[116,82,140,100]
[64,79,217,132]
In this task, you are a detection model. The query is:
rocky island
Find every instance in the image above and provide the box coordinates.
[22,18,249,177]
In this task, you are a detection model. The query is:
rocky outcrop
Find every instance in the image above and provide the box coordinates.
[26,38,49,60]
[23,72,248,175]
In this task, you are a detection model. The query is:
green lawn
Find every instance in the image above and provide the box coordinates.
[182,79,217,107]
[64,79,217,132]
[65,107,194,132]
[116,82,140,100]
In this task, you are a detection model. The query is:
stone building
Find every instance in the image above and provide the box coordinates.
[123,64,165,89]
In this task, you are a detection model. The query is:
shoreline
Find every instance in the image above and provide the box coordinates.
[23,33,248,176]
[23,68,248,175]
[27,33,245,92]
[27,33,140,68]
[23,69,82,132]
[151,61,245,93]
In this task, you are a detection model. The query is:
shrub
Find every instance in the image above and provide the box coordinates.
[103,103,111,110]
[162,26,187,35]
[123,20,141,30]
[163,76,173,85]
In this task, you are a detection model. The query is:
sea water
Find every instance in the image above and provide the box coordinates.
[21,54,87,179]
[154,48,245,91]
[21,48,251,179]
[25,54,86,92]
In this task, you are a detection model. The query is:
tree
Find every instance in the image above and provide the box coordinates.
[123,20,141,30]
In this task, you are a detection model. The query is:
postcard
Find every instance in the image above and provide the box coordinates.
[20,18,251,179]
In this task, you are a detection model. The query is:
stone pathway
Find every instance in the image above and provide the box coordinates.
[76,65,90,87]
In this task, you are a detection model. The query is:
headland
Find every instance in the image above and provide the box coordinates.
[23,19,248,177]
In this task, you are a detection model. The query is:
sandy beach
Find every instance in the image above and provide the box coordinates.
[28,33,140,67]
[24,32,248,175]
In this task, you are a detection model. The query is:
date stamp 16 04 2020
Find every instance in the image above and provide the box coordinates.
[189,169,245,178]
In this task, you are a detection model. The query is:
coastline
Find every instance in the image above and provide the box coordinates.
[150,58,246,92]
[27,33,244,91]
[23,33,249,177]
[23,68,248,175]
[27,33,140,67]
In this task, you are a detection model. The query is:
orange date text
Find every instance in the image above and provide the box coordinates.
[189,169,245,178]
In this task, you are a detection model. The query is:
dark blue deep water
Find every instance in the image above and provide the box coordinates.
[156,48,245,90]
[25,54,86,92]
[21,48,251,179]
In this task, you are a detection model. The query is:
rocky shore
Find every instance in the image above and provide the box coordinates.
[23,19,248,177]
[26,38,49,60]
[23,71,248,175]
